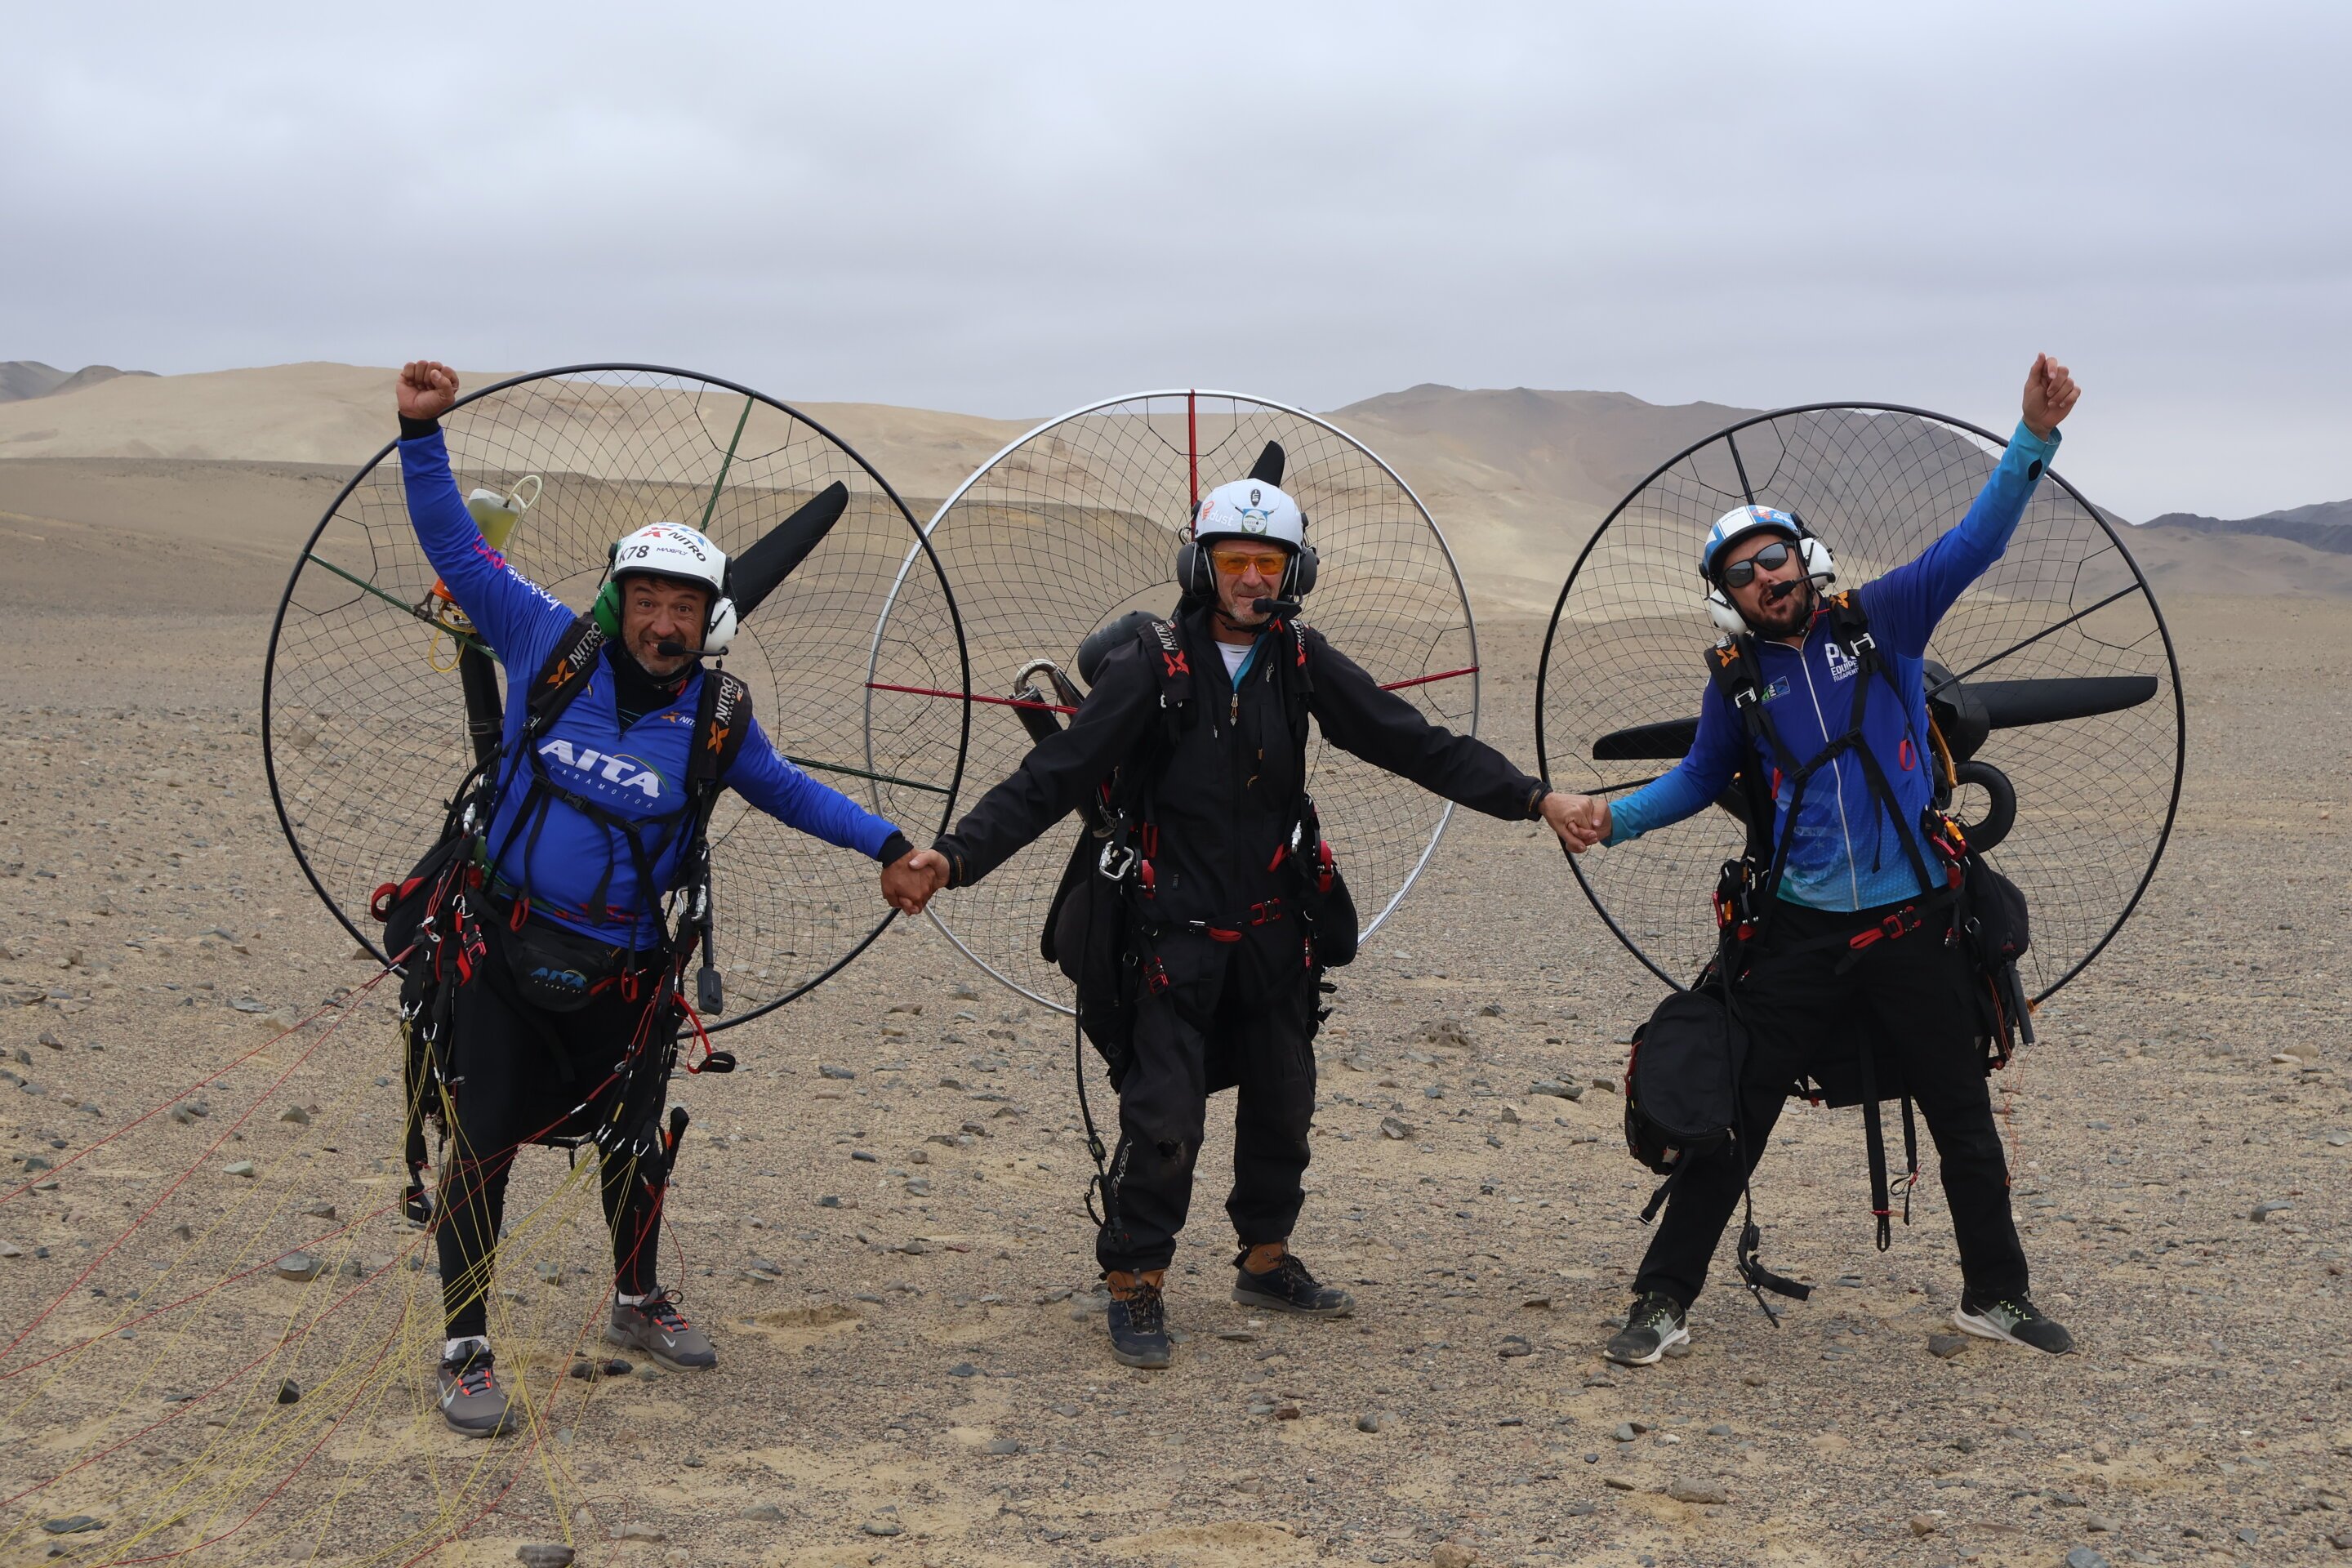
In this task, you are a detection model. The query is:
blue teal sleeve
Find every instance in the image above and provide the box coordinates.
[1605,679,1743,845]
[725,714,905,859]
[399,428,574,667]
[1861,421,2060,657]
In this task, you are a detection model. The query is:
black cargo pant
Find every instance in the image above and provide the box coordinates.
[435,926,669,1340]
[1097,923,1320,1275]
[1634,896,2030,1310]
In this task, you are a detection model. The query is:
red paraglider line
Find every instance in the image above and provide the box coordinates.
[1187,389,1199,513]
[1377,665,1479,693]
[0,963,399,1212]
[867,666,1473,714]
[0,972,396,1367]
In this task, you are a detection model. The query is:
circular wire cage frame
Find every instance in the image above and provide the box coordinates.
[1535,403,2185,1001]
[872,389,1481,1009]
[264,365,970,1027]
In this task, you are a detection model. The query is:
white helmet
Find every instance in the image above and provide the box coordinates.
[1194,479,1306,551]
[1699,506,1802,580]
[609,523,737,654]
[1699,505,1837,638]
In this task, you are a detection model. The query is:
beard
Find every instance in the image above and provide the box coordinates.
[1741,577,1815,638]
[1216,589,1273,630]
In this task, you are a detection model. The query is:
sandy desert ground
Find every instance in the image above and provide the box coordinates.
[0,415,2348,1568]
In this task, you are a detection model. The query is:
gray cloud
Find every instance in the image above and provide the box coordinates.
[5,1,2345,519]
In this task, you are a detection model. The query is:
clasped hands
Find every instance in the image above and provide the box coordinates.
[880,848,951,915]
[1541,791,1610,854]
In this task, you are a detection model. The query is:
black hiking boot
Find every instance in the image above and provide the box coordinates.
[437,1343,519,1437]
[1232,1244,1354,1317]
[1953,1290,2074,1354]
[1104,1270,1170,1369]
[1604,1292,1690,1367]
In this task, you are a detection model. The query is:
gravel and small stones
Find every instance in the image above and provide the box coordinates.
[568,1357,630,1381]
[1927,1333,1972,1359]
[1664,1478,1729,1504]
[2065,1550,2110,1568]
[514,1548,575,1568]
[1379,1116,1415,1140]
[273,1253,319,1281]
[2249,1200,2292,1222]
[41,1517,102,1535]
[274,1379,300,1404]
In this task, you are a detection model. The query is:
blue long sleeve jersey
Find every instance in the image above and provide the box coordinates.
[1604,421,2061,912]
[399,428,906,945]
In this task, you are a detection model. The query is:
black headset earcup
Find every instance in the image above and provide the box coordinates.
[1288,545,1319,597]
[1175,541,1204,595]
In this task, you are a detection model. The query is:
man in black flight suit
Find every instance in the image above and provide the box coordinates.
[899,467,1592,1367]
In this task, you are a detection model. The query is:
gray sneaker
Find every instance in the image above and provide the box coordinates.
[606,1287,716,1371]
[1604,1293,1690,1366]
[438,1347,519,1437]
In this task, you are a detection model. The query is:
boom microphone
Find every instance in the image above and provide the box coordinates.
[1253,598,1303,619]
[654,639,709,660]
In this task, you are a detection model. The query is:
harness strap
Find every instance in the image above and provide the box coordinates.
[1900,1094,1920,1228]
[1855,1041,1894,1251]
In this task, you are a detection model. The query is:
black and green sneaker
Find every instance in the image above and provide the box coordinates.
[1604,1292,1690,1367]
[1232,1247,1354,1317]
[1953,1291,2074,1354]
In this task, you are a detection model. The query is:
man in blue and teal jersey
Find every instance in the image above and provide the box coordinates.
[1555,355,2082,1366]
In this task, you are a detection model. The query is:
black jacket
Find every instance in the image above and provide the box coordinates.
[933,604,1548,929]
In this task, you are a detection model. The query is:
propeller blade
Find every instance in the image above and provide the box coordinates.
[1973,675,2158,730]
[1248,440,1286,487]
[1590,675,2154,768]
[730,481,850,618]
[1592,716,1699,761]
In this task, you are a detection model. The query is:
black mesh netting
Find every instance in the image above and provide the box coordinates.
[1535,404,2184,1000]
[875,391,1480,1008]
[264,367,969,1025]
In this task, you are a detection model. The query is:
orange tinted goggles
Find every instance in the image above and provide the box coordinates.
[1209,547,1290,577]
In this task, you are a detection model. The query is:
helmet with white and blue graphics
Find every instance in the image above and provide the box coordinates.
[1698,505,1803,582]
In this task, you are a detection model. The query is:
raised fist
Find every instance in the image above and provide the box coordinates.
[397,360,461,424]
[2021,354,2079,439]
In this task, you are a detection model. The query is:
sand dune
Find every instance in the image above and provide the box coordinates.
[2,363,2341,610]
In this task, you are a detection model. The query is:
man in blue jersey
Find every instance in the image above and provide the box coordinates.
[393,361,941,1434]
[1555,354,2082,1366]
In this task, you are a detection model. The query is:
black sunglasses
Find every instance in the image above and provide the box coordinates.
[1718,538,1798,590]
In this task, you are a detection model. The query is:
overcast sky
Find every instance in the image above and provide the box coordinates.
[6,2,2345,519]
